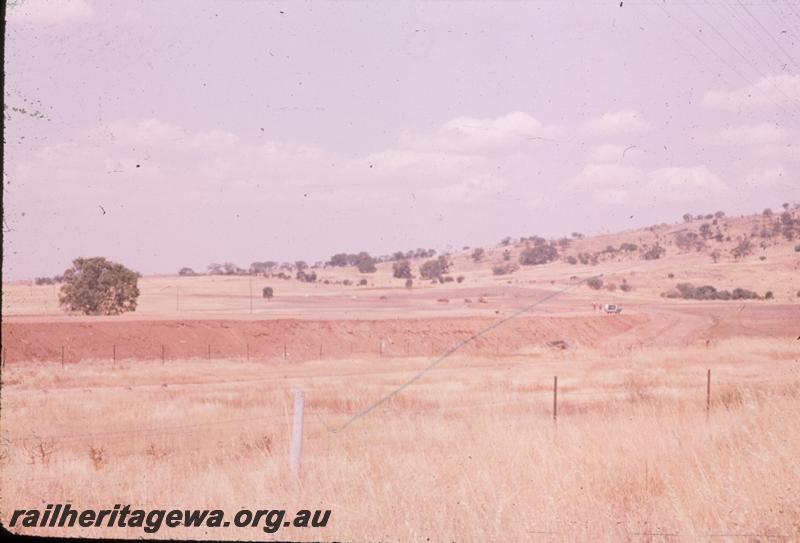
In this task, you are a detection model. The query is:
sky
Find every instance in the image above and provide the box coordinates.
[3,0,799,280]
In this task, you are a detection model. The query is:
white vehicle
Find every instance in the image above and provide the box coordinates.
[603,304,622,314]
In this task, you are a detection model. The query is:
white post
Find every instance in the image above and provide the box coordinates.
[289,390,305,477]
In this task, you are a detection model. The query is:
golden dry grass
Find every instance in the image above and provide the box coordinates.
[2,337,799,541]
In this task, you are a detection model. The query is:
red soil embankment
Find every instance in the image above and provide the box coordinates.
[0,315,643,363]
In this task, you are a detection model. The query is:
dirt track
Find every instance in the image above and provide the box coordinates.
[0,314,644,363]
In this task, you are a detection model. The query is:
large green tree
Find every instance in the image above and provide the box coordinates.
[59,257,140,315]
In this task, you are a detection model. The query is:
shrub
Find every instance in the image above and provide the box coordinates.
[442,276,454,283]
[586,277,604,290]
[59,257,140,315]
[619,242,638,252]
[178,267,197,276]
[492,262,518,276]
[763,208,773,217]
[764,291,774,299]
[620,281,632,292]
[519,245,558,266]
[471,248,485,262]
[358,278,368,286]
[342,279,352,286]
[393,260,413,279]
[262,286,274,299]
[405,278,413,289]
[566,256,578,265]
[502,249,511,261]
[731,287,759,300]
[456,276,465,283]
[795,244,800,252]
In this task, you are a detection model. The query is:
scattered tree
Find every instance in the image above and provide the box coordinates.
[58,257,140,315]
[262,286,274,300]
[519,245,558,266]
[393,259,413,279]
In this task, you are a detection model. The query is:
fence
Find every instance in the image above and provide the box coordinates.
[0,337,586,366]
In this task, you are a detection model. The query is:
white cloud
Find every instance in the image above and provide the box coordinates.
[743,167,787,188]
[431,173,508,203]
[580,110,648,137]
[7,0,94,23]
[703,74,800,110]
[399,111,563,154]
[645,166,727,202]
[718,123,789,145]
[571,163,644,187]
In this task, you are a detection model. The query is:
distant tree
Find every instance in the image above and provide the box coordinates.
[683,213,693,222]
[355,252,377,273]
[731,238,753,260]
[296,269,317,283]
[295,261,308,271]
[58,257,140,315]
[178,267,197,276]
[714,210,725,219]
[419,255,451,279]
[405,278,413,289]
[262,286,274,300]
[519,245,558,266]
[642,244,665,260]
[471,248,485,262]
[328,253,349,267]
[763,208,773,217]
[393,260,413,279]
[358,278,368,286]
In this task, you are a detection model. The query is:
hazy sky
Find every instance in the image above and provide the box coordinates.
[3,0,799,279]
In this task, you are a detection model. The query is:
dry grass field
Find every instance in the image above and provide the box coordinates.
[2,211,799,541]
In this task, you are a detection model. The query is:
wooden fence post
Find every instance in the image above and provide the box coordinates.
[319,344,322,361]
[246,343,250,361]
[553,376,558,423]
[706,369,711,420]
[208,344,211,361]
[61,345,65,369]
[379,339,383,357]
[284,344,287,360]
[1,347,6,368]
[289,390,305,477]
[113,344,116,367]
[162,344,166,365]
